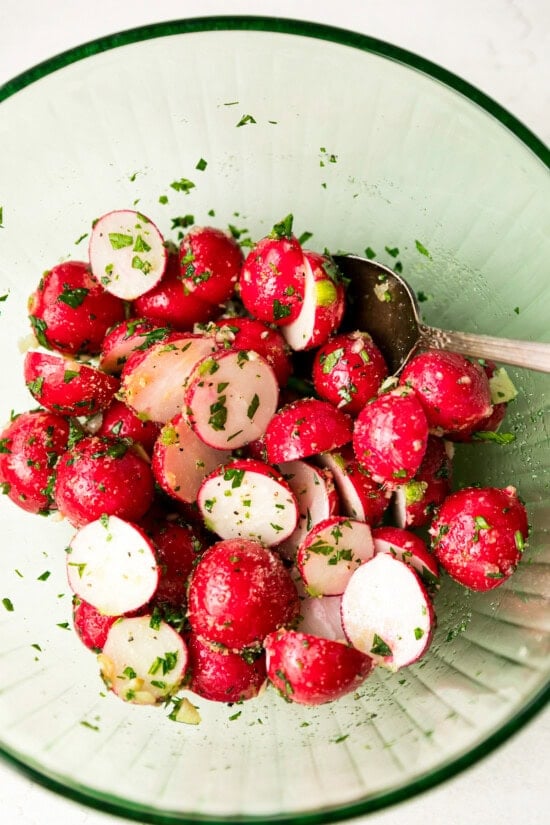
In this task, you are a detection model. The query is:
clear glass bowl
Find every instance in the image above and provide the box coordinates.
[0,17,548,824]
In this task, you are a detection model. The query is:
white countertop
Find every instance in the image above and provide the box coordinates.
[0,1,548,823]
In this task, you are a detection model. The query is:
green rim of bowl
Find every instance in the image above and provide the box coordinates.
[0,15,548,824]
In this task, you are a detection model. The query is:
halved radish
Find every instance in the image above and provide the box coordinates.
[277,460,339,560]
[178,226,243,306]
[73,598,119,652]
[67,515,159,615]
[393,437,454,529]
[341,554,434,670]
[317,446,391,525]
[187,633,267,703]
[281,251,345,351]
[264,398,352,464]
[99,615,187,704]
[372,526,440,588]
[184,349,279,450]
[97,399,161,454]
[264,629,373,705]
[24,350,119,416]
[152,413,231,504]
[89,209,167,299]
[197,459,299,545]
[120,333,216,424]
[297,516,374,596]
[99,319,173,374]
[297,594,345,641]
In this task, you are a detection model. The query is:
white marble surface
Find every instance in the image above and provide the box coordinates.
[0,1,548,824]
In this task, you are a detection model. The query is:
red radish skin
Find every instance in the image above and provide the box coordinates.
[0,410,70,514]
[277,460,339,560]
[446,361,510,442]
[297,516,374,596]
[24,350,119,416]
[297,594,346,641]
[120,334,217,424]
[178,226,243,306]
[67,515,159,615]
[28,261,125,355]
[97,400,160,454]
[99,319,172,374]
[313,331,388,414]
[89,210,167,300]
[401,350,493,434]
[264,399,353,464]
[197,459,299,545]
[341,554,434,670]
[372,526,440,587]
[203,317,293,386]
[430,485,528,591]
[187,634,267,702]
[184,350,279,450]
[187,538,300,651]
[239,233,306,326]
[393,437,453,529]
[135,250,216,329]
[55,435,154,527]
[317,447,391,525]
[264,629,373,705]
[99,615,187,704]
[152,413,231,504]
[73,598,118,652]
[352,386,429,486]
[147,518,204,611]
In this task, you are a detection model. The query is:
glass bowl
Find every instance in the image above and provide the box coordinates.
[0,16,548,824]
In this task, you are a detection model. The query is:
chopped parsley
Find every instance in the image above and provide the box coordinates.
[170,178,195,194]
[320,347,344,374]
[269,214,294,240]
[195,158,208,171]
[273,299,291,320]
[208,396,228,431]
[370,634,392,657]
[384,246,399,258]
[364,246,376,259]
[58,285,89,308]
[472,431,516,445]
[29,316,50,348]
[415,240,432,259]
[236,114,257,127]
[223,468,245,488]
[2,597,14,612]
[247,393,260,420]
[37,570,51,581]
[171,215,195,230]
[108,233,133,250]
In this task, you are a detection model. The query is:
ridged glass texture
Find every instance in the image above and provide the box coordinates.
[0,18,548,824]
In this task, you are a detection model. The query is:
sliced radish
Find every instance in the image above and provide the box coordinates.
[317,446,391,525]
[297,516,374,596]
[89,210,167,299]
[264,629,373,705]
[264,398,352,464]
[99,319,172,374]
[24,350,119,416]
[203,317,293,386]
[393,437,454,529]
[73,598,119,652]
[297,594,345,641]
[372,526,440,588]
[152,413,231,504]
[67,515,159,615]
[99,615,187,704]
[341,554,434,671]
[197,459,299,545]
[184,349,279,450]
[120,333,216,424]
[281,251,345,351]
[277,460,339,560]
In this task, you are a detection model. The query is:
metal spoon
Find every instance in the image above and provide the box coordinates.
[334,254,550,375]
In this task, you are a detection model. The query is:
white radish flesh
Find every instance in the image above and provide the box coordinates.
[67,515,159,615]
[298,517,374,596]
[277,460,338,559]
[99,616,187,704]
[373,530,440,587]
[298,594,345,641]
[89,210,167,299]
[185,350,278,450]
[197,464,298,545]
[341,554,433,671]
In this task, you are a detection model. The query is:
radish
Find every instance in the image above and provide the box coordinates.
[264,398,353,464]
[24,350,119,416]
[97,399,161,454]
[152,413,231,504]
[317,446,391,525]
[146,517,205,613]
[99,615,187,704]
[297,516,374,596]
[430,485,529,591]
[178,226,243,306]
[187,634,267,703]
[197,459,299,545]
[184,349,279,450]
[277,459,339,560]
[352,386,428,486]
[89,209,167,300]
[99,319,172,374]
[401,350,493,434]
[28,260,125,355]
[372,526,440,587]
[312,330,388,414]
[393,436,453,529]
[120,333,216,424]
[281,250,345,351]
[341,553,434,670]
[187,538,300,651]
[55,435,154,527]
[67,515,159,615]
[73,598,119,652]
[264,629,373,705]
[447,361,513,442]
[297,594,346,641]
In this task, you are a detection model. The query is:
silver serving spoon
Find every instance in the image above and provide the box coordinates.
[334,254,550,375]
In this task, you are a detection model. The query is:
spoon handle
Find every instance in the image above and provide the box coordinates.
[420,325,550,373]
